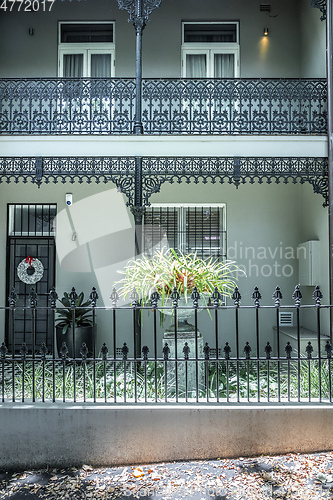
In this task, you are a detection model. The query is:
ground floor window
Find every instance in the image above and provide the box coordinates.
[143,204,226,260]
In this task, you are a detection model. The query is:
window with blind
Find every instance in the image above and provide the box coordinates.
[181,22,240,78]
[143,204,226,260]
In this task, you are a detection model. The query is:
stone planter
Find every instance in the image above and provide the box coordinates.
[163,319,205,397]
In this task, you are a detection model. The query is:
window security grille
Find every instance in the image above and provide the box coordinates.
[143,205,226,260]
[8,204,56,237]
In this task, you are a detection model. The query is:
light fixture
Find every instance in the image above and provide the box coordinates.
[263,27,269,36]
[28,28,35,36]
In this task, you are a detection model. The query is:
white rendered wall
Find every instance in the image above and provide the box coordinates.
[1,403,333,469]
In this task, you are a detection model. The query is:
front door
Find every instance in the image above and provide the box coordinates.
[6,204,56,353]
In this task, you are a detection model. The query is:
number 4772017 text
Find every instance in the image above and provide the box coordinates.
[0,0,55,11]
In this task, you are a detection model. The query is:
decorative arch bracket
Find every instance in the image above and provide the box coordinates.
[311,0,327,20]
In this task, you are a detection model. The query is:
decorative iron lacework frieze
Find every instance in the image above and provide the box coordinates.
[142,157,329,207]
[311,0,327,20]
[0,157,136,205]
[0,156,328,207]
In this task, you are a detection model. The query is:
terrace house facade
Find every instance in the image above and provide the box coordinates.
[0,0,330,354]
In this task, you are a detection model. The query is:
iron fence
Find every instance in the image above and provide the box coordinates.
[0,78,327,135]
[0,284,332,404]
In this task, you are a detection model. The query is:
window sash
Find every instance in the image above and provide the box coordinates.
[143,205,226,260]
[182,48,239,78]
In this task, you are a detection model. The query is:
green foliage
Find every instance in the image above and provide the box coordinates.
[55,291,93,335]
[116,248,242,306]
[3,356,332,402]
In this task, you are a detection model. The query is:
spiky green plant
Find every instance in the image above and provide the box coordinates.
[55,291,93,334]
[116,248,241,306]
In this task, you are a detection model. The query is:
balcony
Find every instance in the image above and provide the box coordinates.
[0,78,327,136]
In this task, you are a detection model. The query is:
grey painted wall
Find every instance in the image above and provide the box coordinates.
[300,0,326,78]
[0,179,328,355]
[0,0,315,78]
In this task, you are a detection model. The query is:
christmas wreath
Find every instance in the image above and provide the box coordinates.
[17,256,44,285]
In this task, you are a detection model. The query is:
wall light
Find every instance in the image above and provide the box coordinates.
[263,27,269,36]
[28,28,35,36]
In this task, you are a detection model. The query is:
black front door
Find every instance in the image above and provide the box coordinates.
[6,204,56,353]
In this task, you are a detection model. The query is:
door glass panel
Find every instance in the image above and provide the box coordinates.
[63,54,84,77]
[91,54,112,77]
[214,53,235,78]
[186,54,207,78]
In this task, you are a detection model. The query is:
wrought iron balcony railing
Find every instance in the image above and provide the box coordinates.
[0,78,327,135]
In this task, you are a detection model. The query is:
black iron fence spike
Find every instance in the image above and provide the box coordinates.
[110,287,119,307]
[232,286,241,307]
[40,342,48,359]
[0,342,7,359]
[49,286,58,308]
[292,284,302,306]
[101,343,108,360]
[142,345,149,360]
[130,288,139,307]
[244,342,252,359]
[285,342,292,359]
[171,287,180,308]
[163,342,170,360]
[183,342,190,360]
[211,286,221,307]
[80,342,88,360]
[272,286,283,307]
[29,287,37,308]
[69,287,78,308]
[60,342,68,359]
[265,342,272,359]
[251,286,261,307]
[325,341,332,359]
[224,342,231,359]
[203,342,210,360]
[89,287,99,307]
[20,342,28,359]
[306,341,313,359]
[191,286,200,308]
[122,342,129,360]
[313,285,323,306]
[150,288,160,308]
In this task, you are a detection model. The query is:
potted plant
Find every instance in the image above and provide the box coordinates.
[117,248,240,314]
[117,249,242,391]
[55,289,95,358]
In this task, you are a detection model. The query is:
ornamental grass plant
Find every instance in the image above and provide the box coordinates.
[116,248,241,306]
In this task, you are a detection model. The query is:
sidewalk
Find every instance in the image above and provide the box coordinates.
[1,451,333,499]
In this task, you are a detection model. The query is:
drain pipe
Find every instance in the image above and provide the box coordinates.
[327,0,333,341]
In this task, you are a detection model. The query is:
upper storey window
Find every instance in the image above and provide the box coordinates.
[58,22,115,77]
[182,22,240,78]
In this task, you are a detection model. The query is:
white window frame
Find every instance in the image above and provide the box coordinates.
[181,22,240,78]
[58,21,116,77]
[143,203,226,259]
